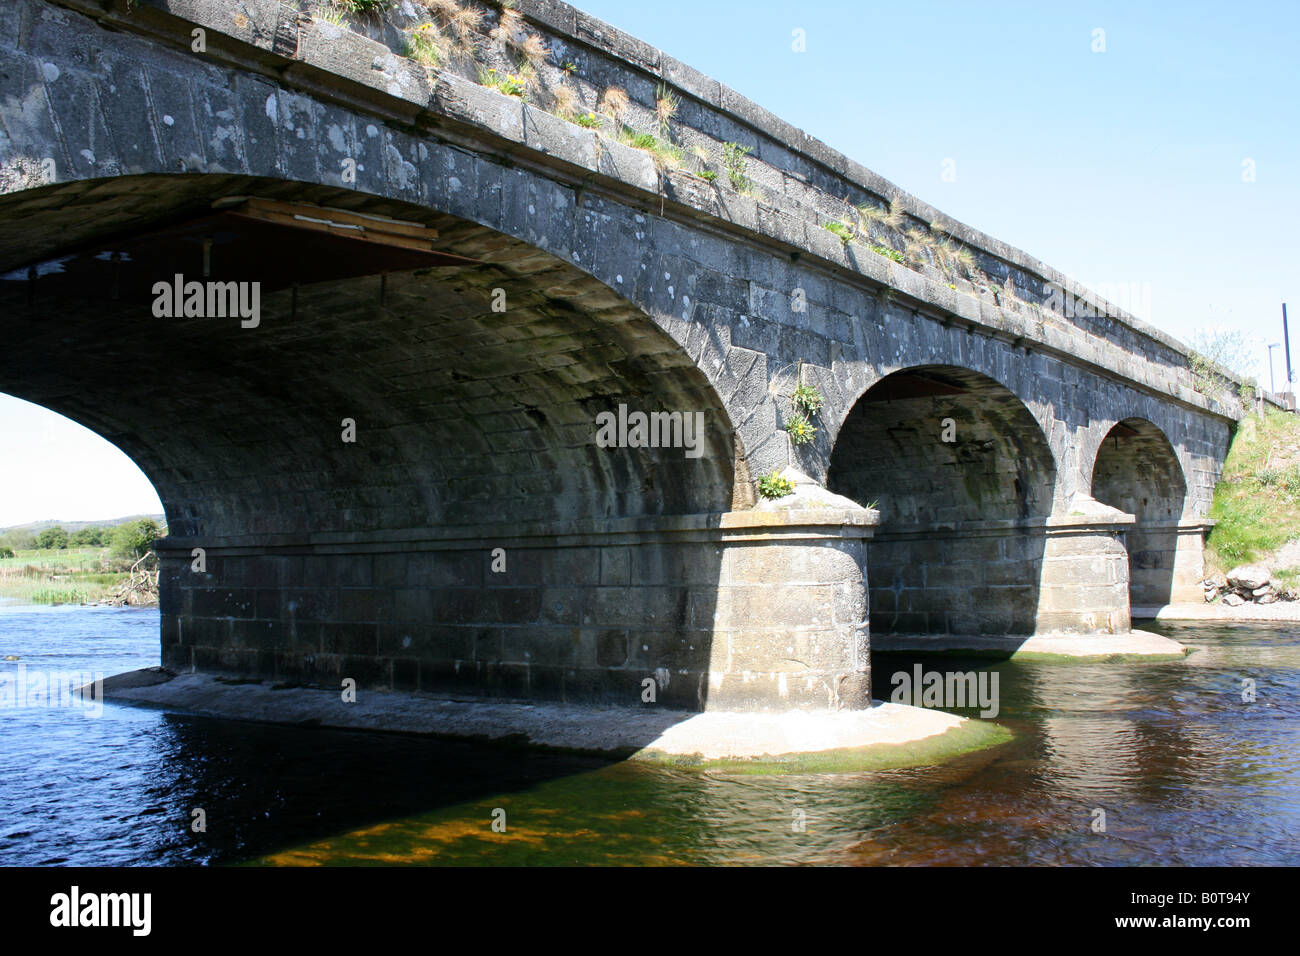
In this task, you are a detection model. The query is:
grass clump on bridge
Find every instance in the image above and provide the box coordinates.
[1207,408,1300,572]
[823,220,854,244]
[722,142,753,193]
[479,66,529,98]
[616,126,684,168]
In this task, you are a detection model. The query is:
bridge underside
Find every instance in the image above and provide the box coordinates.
[0,175,876,711]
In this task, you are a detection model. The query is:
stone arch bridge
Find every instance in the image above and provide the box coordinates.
[0,0,1245,711]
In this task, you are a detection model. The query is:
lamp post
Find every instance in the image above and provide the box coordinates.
[1269,342,1282,395]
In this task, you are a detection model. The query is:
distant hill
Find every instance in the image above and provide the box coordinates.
[0,514,166,534]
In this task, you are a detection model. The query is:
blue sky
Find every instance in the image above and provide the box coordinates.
[1,0,1295,526]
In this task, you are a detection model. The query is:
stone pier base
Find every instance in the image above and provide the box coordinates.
[156,494,876,713]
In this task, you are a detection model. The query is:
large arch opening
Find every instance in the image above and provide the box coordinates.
[0,173,740,707]
[827,365,1057,637]
[1091,418,1188,608]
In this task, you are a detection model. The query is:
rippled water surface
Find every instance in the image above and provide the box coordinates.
[1,602,1296,865]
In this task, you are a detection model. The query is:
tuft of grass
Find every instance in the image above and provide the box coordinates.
[867,242,905,264]
[406,21,449,67]
[857,201,886,226]
[315,1,350,25]
[573,112,602,128]
[479,66,528,98]
[883,197,906,229]
[598,86,629,122]
[654,82,679,139]
[551,84,579,121]
[823,220,854,244]
[518,33,548,70]
[722,141,753,193]
[617,126,684,167]
[493,4,523,43]
[698,168,718,182]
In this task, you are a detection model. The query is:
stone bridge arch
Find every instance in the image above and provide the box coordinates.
[1089,417,1203,608]
[827,365,1060,638]
[0,169,877,711]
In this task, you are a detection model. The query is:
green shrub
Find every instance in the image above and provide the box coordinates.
[785,412,817,445]
[791,383,825,414]
[757,472,794,499]
[722,141,753,192]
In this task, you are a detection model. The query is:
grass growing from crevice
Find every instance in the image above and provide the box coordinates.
[616,126,684,167]
[1207,408,1300,569]
[722,141,753,193]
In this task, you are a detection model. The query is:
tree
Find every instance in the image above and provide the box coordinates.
[110,518,163,560]
[0,530,35,553]
[0,546,13,559]
[36,526,69,550]
[69,527,105,547]
[1189,327,1259,401]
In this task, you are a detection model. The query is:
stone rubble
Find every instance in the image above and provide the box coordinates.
[1203,564,1287,606]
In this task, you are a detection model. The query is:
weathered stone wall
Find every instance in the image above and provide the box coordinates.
[158,508,872,710]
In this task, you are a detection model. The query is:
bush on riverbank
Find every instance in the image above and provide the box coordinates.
[0,548,148,606]
[1207,408,1300,575]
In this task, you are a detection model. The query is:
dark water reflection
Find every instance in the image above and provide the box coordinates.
[0,604,1296,865]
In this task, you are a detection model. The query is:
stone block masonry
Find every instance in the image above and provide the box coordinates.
[0,0,1244,709]
[157,504,874,711]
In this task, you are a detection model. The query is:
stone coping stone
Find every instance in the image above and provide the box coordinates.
[871,630,1189,661]
[156,507,878,554]
[94,669,1002,771]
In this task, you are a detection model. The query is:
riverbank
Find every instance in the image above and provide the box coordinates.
[0,548,156,607]
[97,668,1010,773]
[871,629,1188,661]
[1135,601,1300,622]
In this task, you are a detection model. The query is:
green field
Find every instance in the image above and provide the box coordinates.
[0,548,132,606]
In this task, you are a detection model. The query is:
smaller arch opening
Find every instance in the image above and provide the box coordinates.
[828,365,1057,637]
[1091,418,1189,608]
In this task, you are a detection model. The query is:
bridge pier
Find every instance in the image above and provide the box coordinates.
[157,495,875,712]
[1125,519,1215,611]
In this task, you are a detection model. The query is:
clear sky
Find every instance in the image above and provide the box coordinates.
[0,0,1295,526]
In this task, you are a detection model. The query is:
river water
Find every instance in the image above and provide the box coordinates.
[0,602,1296,866]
